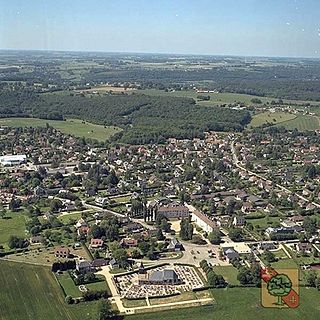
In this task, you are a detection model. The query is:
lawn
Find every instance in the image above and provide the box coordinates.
[276,115,320,131]
[0,261,99,320]
[86,280,109,292]
[213,266,240,285]
[58,212,84,224]
[0,118,122,141]
[126,287,320,320]
[56,272,82,298]
[0,211,27,248]
[246,215,280,230]
[250,111,296,127]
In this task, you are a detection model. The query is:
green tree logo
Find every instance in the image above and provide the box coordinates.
[267,274,292,305]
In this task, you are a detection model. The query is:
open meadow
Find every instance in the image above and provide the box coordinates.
[249,111,296,127]
[0,118,122,141]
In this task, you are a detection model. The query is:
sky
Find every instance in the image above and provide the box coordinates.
[0,0,320,58]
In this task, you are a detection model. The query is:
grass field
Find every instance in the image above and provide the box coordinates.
[0,211,27,248]
[250,111,296,127]
[1,260,320,320]
[126,287,320,320]
[276,115,320,131]
[138,89,316,106]
[0,261,99,320]
[56,272,82,298]
[212,266,240,285]
[0,118,122,141]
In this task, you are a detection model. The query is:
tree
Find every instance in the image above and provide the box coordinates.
[50,199,63,213]
[229,228,244,242]
[303,217,317,235]
[9,198,21,212]
[267,274,292,305]
[307,165,317,179]
[179,218,193,241]
[96,300,118,320]
[208,230,221,244]
[306,272,317,287]
[265,250,276,263]
[112,249,128,268]
[8,235,28,249]
[156,228,165,241]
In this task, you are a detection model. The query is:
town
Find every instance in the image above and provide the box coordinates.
[1,120,320,317]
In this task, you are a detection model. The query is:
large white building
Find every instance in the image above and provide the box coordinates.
[0,154,27,166]
[191,209,219,233]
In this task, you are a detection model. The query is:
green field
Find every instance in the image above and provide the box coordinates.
[250,111,296,128]
[56,272,82,298]
[126,287,320,320]
[0,211,27,248]
[0,118,122,141]
[139,89,316,106]
[0,261,98,320]
[276,115,320,131]
[212,266,240,285]
[1,260,320,320]
[58,212,84,224]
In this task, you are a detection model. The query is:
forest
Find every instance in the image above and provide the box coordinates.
[0,91,251,144]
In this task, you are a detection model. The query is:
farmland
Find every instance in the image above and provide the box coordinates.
[276,115,320,131]
[0,118,122,142]
[0,261,98,320]
[126,287,320,320]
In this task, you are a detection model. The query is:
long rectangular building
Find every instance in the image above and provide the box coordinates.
[0,154,27,166]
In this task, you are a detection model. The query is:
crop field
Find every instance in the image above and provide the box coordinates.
[276,115,320,131]
[126,287,320,320]
[0,211,27,248]
[0,118,122,141]
[0,261,99,320]
[250,111,296,127]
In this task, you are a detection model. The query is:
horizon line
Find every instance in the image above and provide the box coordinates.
[0,48,319,61]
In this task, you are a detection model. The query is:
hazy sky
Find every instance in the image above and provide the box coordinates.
[1,0,320,58]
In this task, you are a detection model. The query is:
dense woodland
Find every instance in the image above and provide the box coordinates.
[0,91,251,144]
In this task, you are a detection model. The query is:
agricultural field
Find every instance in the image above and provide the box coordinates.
[126,287,320,320]
[249,111,296,128]
[276,115,320,131]
[0,261,99,320]
[0,210,27,248]
[0,118,122,141]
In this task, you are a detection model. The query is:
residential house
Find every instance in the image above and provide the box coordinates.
[90,238,104,249]
[120,238,138,248]
[167,238,183,252]
[55,247,70,258]
[233,216,245,227]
